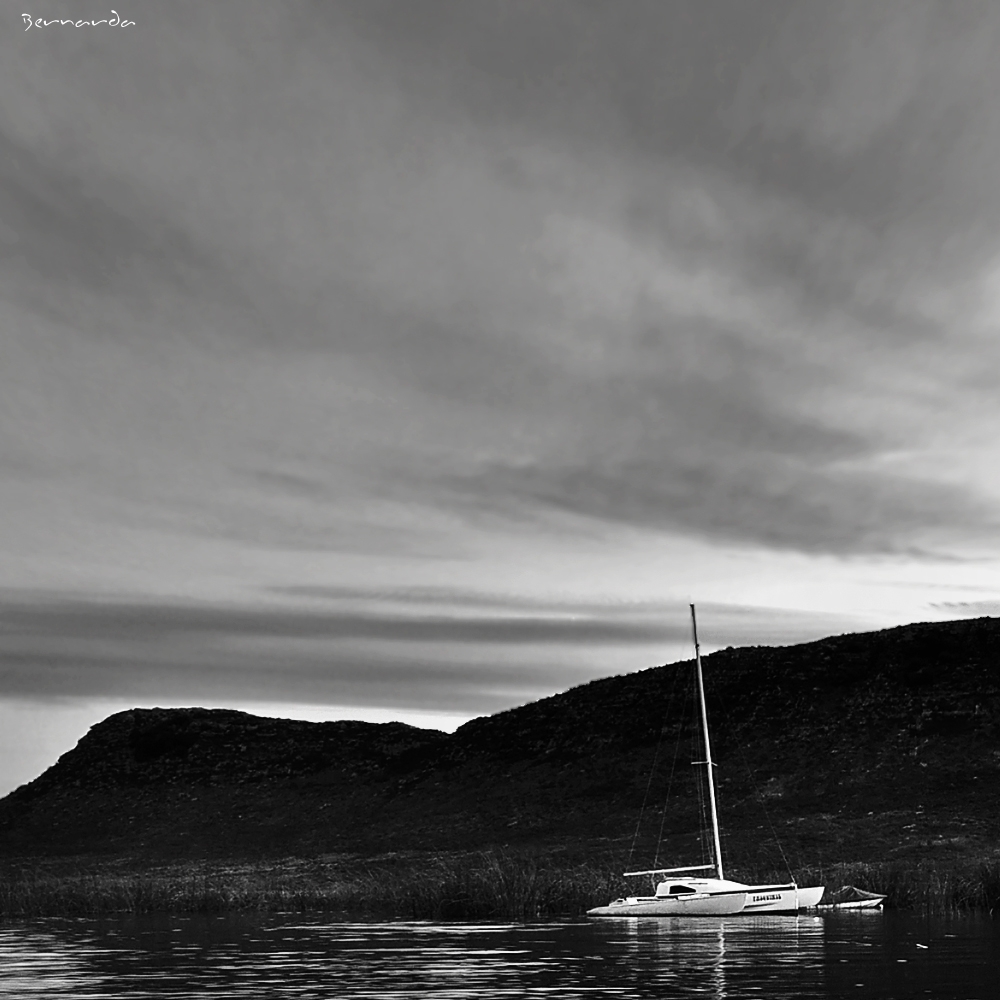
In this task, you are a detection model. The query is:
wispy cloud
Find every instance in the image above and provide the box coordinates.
[0,592,866,710]
[928,600,1000,617]
[442,453,998,557]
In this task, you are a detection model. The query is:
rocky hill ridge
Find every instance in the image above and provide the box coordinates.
[2,616,999,864]
[11,708,445,797]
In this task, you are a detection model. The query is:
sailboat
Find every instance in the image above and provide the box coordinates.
[587,605,825,917]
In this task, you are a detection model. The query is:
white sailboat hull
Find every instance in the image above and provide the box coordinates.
[587,891,747,917]
[740,883,826,913]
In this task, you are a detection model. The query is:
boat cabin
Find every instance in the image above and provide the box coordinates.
[655,882,697,897]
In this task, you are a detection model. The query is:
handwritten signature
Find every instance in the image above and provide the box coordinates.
[22,11,135,29]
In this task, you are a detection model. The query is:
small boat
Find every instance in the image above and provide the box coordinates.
[817,885,886,910]
[588,605,825,918]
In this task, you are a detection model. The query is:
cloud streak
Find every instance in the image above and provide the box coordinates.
[928,600,1000,618]
[0,592,866,710]
[443,452,999,557]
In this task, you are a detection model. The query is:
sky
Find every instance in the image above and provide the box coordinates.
[3,0,1000,795]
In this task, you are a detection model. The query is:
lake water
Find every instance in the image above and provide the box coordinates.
[1,911,997,998]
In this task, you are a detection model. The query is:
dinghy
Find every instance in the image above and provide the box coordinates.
[817,885,886,910]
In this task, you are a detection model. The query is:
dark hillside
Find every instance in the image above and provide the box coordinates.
[12,708,446,796]
[0,709,447,856]
[2,617,999,869]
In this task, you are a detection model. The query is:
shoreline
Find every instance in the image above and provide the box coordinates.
[3,849,998,919]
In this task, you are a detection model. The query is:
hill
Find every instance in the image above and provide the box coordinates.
[1,616,999,872]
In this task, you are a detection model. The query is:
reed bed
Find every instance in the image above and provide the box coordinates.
[0,868,349,918]
[364,851,629,920]
[4,852,998,918]
[0,850,623,920]
[619,857,1000,916]
[787,859,1000,914]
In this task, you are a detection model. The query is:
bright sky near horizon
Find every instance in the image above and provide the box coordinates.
[3,0,1000,796]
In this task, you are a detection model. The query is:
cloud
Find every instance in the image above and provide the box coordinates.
[928,600,1000,618]
[327,0,1000,340]
[271,583,691,616]
[1,0,1000,621]
[441,451,998,557]
[0,592,867,711]
[0,123,243,353]
[0,596,674,646]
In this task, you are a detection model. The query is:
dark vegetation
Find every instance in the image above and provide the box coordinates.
[0,850,624,920]
[2,615,999,915]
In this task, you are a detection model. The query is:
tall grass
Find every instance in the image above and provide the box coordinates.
[4,852,998,918]
[0,868,353,918]
[0,851,624,920]
[368,851,628,920]
[789,859,1000,914]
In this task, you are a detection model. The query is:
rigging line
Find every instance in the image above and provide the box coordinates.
[653,660,696,868]
[626,659,684,873]
[713,681,794,881]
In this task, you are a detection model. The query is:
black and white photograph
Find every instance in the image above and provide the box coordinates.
[0,2,998,995]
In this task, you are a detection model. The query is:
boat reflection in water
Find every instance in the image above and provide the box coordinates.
[617,914,828,999]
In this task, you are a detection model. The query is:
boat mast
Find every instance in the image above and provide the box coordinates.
[691,603,724,881]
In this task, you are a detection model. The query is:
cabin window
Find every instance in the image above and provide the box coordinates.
[669,884,694,895]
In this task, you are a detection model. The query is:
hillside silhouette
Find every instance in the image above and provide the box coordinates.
[2,616,999,871]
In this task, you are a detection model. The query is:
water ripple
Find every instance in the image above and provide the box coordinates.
[0,912,997,998]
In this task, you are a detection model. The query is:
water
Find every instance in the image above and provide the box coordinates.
[0,911,997,998]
